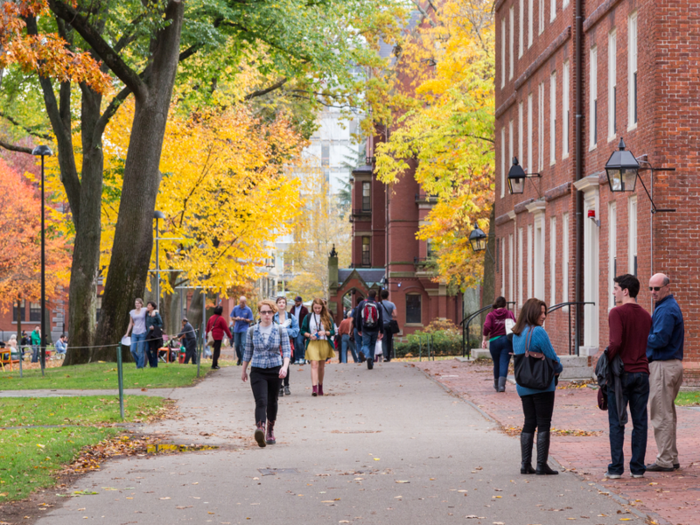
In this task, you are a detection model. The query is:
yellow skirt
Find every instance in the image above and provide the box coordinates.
[305,340,336,361]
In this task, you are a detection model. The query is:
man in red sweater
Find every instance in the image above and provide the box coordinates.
[605,274,652,479]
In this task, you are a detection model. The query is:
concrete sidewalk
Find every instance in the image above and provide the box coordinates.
[417,359,700,525]
[25,363,642,525]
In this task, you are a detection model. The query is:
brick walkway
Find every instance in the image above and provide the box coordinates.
[415,359,700,525]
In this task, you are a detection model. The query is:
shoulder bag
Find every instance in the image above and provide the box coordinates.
[380,301,401,334]
[513,326,557,390]
[206,315,219,345]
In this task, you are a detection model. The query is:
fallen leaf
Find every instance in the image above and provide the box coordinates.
[160,497,171,500]
[175,505,192,509]
[395,480,410,484]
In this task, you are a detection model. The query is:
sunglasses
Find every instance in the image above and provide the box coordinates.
[649,286,664,291]
[259,310,274,315]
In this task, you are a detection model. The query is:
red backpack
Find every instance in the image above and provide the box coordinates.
[361,301,379,329]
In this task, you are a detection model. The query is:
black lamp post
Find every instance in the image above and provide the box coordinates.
[604,138,639,192]
[32,145,53,376]
[508,157,541,195]
[469,224,488,252]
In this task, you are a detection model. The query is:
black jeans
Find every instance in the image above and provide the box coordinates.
[251,366,281,424]
[608,371,649,476]
[147,338,162,368]
[382,327,394,361]
[521,391,555,433]
[183,339,197,364]
[212,339,223,367]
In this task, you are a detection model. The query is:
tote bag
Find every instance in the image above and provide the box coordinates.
[513,327,557,390]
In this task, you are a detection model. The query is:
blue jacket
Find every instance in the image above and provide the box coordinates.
[647,294,684,362]
[512,325,563,397]
[273,312,300,339]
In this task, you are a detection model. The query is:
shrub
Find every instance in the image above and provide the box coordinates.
[393,320,474,358]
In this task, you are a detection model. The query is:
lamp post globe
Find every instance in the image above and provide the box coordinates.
[605,138,639,192]
[469,224,488,252]
[507,157,527,194]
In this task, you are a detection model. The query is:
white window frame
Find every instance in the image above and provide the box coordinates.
[534,215,545,300]
[518,102,524,164]
[527,93,533,172]
[563,61,570,158]
[539,0,544,35]
[608,30,617,141]
[519,0,524,58]
[628,12,638,130]
[551,0,556,22]
[518,228,524,306]
[589,46,598,150]
[509,234,514,301]
[509,7,514,80]
[528,0,534,48]
[501,127,506,198]
[562,213,569,306]
[550,71,557,166]
[563,0,569,9]
[538,82,544,171]
[502,237,506,295]
[527,225,533,298]
[550,217,556,305]
[501,18,506,88]
[628,196,637,275]
[608,202,617,310]
[509,119,514,174]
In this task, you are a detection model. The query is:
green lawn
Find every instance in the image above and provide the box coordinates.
[675,391,700,406]
[0,362,205,390]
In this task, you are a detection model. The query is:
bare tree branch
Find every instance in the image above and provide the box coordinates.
[244,78,288,100]
[0,138,32,154]
[0,112,52,141]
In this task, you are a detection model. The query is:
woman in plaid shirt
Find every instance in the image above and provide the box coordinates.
[241,299,292,447]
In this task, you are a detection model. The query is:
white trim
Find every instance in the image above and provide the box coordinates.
[527,93,533,172]
[519,0,524,58]
[538,0,544,35]
[573,174,600,192]
[501,237,506,295]
[518,102,524,164]
[501,18,507,89]
[589,45,598,149]
[538,82,544,171]
[509,234,514,302]
[607,30,617,141]
[509,119,514,177]
[628,11,638,130]
[507,210,517,220]
[583,189,600,348]
[562,60,570,158]
[608,202,617,310]
[551,0,556,23]
[550,216,557,306]
[550,71,557,166]
[509,7,514,80]
[501,127,506,198]
[562,212,570,306]
[518,227,524,306]
[628,195,638,275]
[526,199,547,214]
[527,225,533,299]
[533,214,545,300]
[528,0,534,48]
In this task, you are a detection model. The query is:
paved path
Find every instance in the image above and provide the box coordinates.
[417,359,700,525]
[31,363,641,525]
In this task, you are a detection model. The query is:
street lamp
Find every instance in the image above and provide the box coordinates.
[508,157,541,195]
[32,145,53,376]
[604,138,639,192]
[469,224,488,251]
[153,211,165,306]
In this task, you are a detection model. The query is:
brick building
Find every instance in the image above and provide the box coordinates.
[493,0,700,371]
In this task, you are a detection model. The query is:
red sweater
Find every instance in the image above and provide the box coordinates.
[206,315,232,341]
[607,303,652,374]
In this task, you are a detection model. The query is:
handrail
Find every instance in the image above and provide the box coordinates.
[545,301,595,355]
[460,305,493,359]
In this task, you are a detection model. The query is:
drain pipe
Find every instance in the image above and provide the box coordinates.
[573,0,584,357]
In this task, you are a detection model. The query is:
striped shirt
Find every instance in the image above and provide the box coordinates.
[243,323,291,368]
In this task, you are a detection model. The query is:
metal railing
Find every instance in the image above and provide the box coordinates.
[460,302,516,359]
[546,301,595,355]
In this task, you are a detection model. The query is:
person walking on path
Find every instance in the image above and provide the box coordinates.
[512,298,563,476]
[274,297,299,396]
[301,298,336,395]
[482,297,517,392]
[338,311,357,363]
[30,327,41,363]
[231,297,254,366]
[646,273,685,472]
[145,301,164,368]
[354,290,384,370]
[290,296,309,364]
[178,318,198,364]
[604,274,652,479]
[379,289,397,362]
[241,299,291,447]
[207,305,232,370]
[125,299,148,369]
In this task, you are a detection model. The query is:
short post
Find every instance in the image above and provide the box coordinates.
[196,331,202,379]
[418,334,422,361]
[18,346,23,378]
[117,344,125,421]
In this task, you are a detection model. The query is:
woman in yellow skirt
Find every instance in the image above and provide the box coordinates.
[300,298,336,396]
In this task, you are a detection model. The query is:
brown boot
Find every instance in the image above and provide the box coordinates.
[254,421,266,448]
[266,420,276,445]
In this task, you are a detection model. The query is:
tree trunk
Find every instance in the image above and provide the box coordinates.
[93,2,185,359]
[480,206,497,335]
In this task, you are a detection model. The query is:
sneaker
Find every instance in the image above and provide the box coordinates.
[645,463,673,472]
[358,351,366,363]
[284,386,291,396]
[279,387,285,397]
[604,472,622,479]
[631,473,645,478]
[212,365,220,370]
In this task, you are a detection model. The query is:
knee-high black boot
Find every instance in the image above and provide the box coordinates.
[535,431,558,475]
[520,432,535,474]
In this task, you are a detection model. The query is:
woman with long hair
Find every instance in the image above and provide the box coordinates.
[482,296,517,392]
[241,299,291,447]
[512,298,563,476]
[274,296,299,396]
[125,298,147,369]
[300,298,336,396]
[206,305,232,370]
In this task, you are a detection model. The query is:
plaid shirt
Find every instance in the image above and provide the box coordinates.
[243,323,291,368]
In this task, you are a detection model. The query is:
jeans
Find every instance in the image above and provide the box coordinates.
[608,371,649,476]
[183,339,197,364]
[233,332,247,365]
[521,391,555,433]
[361,331,379,361]
[340,334,350,363]
[31,345,40,363]
[382,327,394,361]
[212,339,223,367]
[489,335,512,379]
[251,366,281,424]
[130,332,147,368]
[294,334,306,363]
[147,337,162,368]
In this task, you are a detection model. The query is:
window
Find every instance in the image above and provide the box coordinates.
[518,228,524,306]
[30,302,40,322]
[527,93,533,172]
[509,7,514,80]
[501,127,506,198]
[501,18,506,88]
[551,0,556,22]
[501,236,506,295]
[628,196,637,275]
[550,71,556,165]
[539,0,544,34]
[528,0,533,48]
[609,202,617,309]
[321,144,330,167]
[509,234,514,301]
[362,182,371,210]
[550,217,556,305]
[590,46,598,148]
[563,0,569,9]
[562,61,570,157]
[519,0,524,58]
[518,102,524,163]
[534,217,545,300]
[538,82,544,171]
[406,294,422,324]
[608,30,617,140]
[13,300,25,322]
[509,119,514,173]
[527,225,533,298]
[562,213,569,304]
[362,237,371,266]
[628,12,638,128]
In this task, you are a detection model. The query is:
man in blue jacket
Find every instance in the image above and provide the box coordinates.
[646,273,684,472]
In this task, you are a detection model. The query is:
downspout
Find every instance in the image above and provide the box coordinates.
[574,0,584,356]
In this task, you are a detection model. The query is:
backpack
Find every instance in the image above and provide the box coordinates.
[361,301,379,330]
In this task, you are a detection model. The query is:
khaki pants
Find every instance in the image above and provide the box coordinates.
[649,359,684,468]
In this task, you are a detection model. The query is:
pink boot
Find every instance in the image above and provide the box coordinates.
[312,385,318,397]
[254,422,266,448]
[318,384,324,396]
